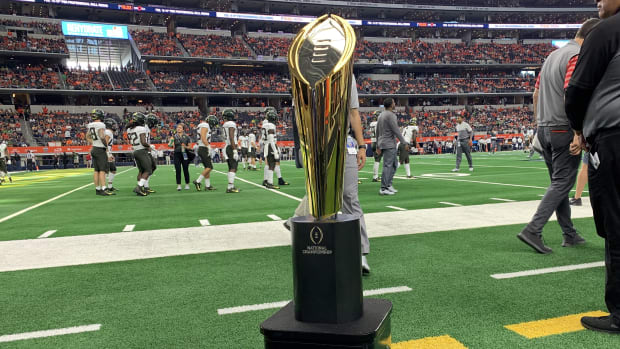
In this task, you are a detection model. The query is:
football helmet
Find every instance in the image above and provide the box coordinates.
[222,109,235,121]
[132,112,146,126]
[104,118,118,131]
[207,115,218,128]
[146,113,158,128]
[91,109,105,121]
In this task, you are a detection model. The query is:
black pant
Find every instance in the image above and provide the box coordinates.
[174,152,190,185]
[588,128,620,324]
[27,159,33,171]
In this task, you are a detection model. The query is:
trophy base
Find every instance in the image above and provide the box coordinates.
[260,299,392,349]
[291,214,362,323]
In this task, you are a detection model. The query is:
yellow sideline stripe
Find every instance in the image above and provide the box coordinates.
[505,311,608,339]
[392,335,467,349]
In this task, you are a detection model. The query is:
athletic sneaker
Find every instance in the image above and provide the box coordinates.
[278,178,290,186]
[133,186,147,196]
[407,175,414,179]
[226,187,240,193]
[517,231,552,254]
[562,233,586,247]
[262,180,269,187]
[387,186,398,193]
[469,167,474,172]
[193,180,202,191]
[379,189,395,196]
[185,184,190,190]
[109,187,118,192]
[145,187,156,193]
[177,185,182,191]
[581,316,620,334]
[451,168,460,172]
[205,186,216,191]
[372,178,379,182]
[105,189,116,195]
[569,197,582,206]
[362,255,370,275]
[265,183,280,190]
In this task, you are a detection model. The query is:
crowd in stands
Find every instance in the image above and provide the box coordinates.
[0,35,67,53]
[357,75,535,94]
[179,34,253,58]
[130,30,183,57]
[359,0,591,6]
[0,65,61,89]
[0,109,26,146]
[108,69,152,91]
[222,71,289,93]
[62,69,113,91]
[149,71,230,92]
[0,19,61,35]
[245,36,290,58]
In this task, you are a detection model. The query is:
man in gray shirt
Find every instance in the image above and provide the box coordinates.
[452,114,474,172]
[376,98,408,195]
[517,19,599,254]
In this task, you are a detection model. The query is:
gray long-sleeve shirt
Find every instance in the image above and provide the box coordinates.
[376,110,407,149]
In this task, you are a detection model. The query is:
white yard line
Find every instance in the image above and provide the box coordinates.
[0,167,134,224]
[267,214,282,221]
[386,206,406,211]
[439,202,462,207]
[0,324,101,343]
[491,262,605,280]
[199,219,211,226]
[217,286,412,315]
[490,198,516,202]
[0,199,595,273]
[212,170,302,202]
[122,225,135,232]
[37,230,57,239]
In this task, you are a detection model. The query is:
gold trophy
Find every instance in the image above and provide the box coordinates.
[261,15,392,347]
[288,14,356,219]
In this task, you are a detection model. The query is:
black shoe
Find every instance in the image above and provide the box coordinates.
[8,177,12,183]
[372,178,379,182]
[569,197,582,206]
[134,186,147,196]
[265,183,280,189]
[517,231,552,254]
[95,189,102,196]
[144,187,155,193]
[193,180,202,191]
[581,316,620,334]
[205,186,216,191]
[562,232,586,247]
[226,187,240,193]
[278,178,289,186]
[358,180,362,185]
[262,180,268,187]
[104,189,115,196]
[109,186,118,192]
[283,220,291,232]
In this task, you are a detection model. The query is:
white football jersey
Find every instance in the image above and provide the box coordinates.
[0,143,6,159]
[197,122,211,147]
[370,121,378,142]
[248,133,256,151]
[239,135,249,148]
[262,121,277,142]
[223,121,238,147]
[402,125,418,143]
[87,121,106,148]
[104,129,114,152]
[127,126,148,151]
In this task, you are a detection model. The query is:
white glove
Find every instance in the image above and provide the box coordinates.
[6,160,11,165]
[273,151,280,161]
[233,149,239,161]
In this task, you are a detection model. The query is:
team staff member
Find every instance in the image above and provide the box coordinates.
[169,123,193,191]
[566,0,620,333]
[517,19,599,254]
[452,113,474,172]
[376,98,409,196]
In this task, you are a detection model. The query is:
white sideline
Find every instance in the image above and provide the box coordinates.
[0,199,595,273]
[217,286,412,315]
[0,324,101,343]
[490,198,516,202]
[491,261,605,280]
[439,202,462,207]
[199,219,211,226]
[122,225,135,232]
[37,230,57,239]
[0,167,134,224]
[386,206,406,211]
[267,214,282,221]
[212,170,302,202]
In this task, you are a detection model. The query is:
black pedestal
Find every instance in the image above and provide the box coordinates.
[260,299,392,349]
[291,214,362,324]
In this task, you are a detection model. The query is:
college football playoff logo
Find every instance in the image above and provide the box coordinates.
[310,226,324,245]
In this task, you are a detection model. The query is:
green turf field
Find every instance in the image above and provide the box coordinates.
[3,151,617,348]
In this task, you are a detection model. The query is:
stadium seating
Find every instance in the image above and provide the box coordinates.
[130,30,183,57]
[179,34,253,58]
[0,65,62,89]
[0,35,67,54]
[62,69,113,91]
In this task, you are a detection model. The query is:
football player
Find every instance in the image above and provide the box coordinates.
[248,128,258,170]
[369,110,382,182]
[144,113,159,193]
[238,129,250,170]
[193,114,218,191]
[399,118,418,178]
[87,109,112,196]
[126,112,152,196]
[222,109,240,193]
[104,118,118,192]
[262,108,289,189]
[0,140,12,185]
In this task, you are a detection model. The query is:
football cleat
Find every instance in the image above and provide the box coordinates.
[226,187,240,193]
[265,183,280,190]
[8,177,12,183]
[262,180,269,187]
[134,186,147,196]
[362,255,371,275]
[372,178,379,182]
[451,168,460,172]
[205,186,216,191]
[104,189,116,195]
[358,180,362,185]
[108,186,118,191]
[145,187,156,193]
[278,178,290,186]
[193,180,202,191]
